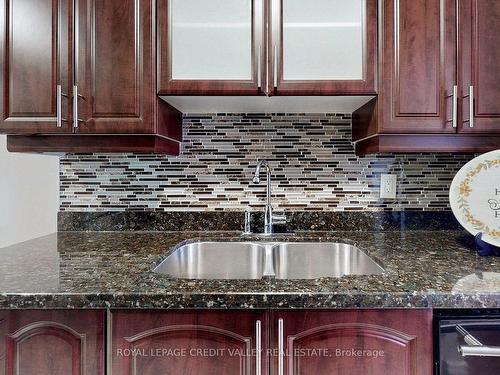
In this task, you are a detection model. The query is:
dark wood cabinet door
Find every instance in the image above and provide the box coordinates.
[270,0,377,95]
[0,0,73,134]
[0,310,104,375]
[111,310,268,375]
[75,0,155,134]
[272,309,432,375]
[379,0,457,133]
[458,0,500,133]
[157,0,265,95]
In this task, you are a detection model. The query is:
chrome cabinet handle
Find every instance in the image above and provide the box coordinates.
[452,85,458,128]
[257,45,262,89]
[273,44,278,89]
[73,85,78,128]
[256,320,262,375]
[469,86,474,128]
[278,318,284,375]
[446,86,458,128]
[56,85,68,128]
[72,85,85,128]
[456,324,500,357]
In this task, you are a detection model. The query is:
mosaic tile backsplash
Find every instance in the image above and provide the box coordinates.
[60,113,474,212]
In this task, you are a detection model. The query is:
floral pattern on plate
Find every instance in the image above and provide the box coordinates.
[450,150,500,247]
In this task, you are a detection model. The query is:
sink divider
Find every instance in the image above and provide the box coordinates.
[263,244,276,277]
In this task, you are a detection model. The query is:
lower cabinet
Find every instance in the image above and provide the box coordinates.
[110,310,269,375]
[0,310,104,375]
[111,309,432,375]
[273,309,433,375]
[0,309,432,375]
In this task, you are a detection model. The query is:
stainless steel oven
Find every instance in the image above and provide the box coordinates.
[435,310,500,374]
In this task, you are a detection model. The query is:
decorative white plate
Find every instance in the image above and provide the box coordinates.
[449,150,500,247]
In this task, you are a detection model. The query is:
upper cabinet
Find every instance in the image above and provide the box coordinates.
[353,0,500,154]
[2,0,498,154]
[158,0,377,96]
[1,0,182,154]
[75,0,156,134]
[269,0,377,95]
[158,0,266,95]
[0,0,73,134]
[458,0,500,134]
[378,0,457,134]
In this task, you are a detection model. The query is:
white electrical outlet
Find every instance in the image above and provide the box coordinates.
[380,174,397,199]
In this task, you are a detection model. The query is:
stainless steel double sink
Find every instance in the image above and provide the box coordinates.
[153,241,384,280]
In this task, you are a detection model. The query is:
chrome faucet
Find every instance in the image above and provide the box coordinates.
[252,160,286,234]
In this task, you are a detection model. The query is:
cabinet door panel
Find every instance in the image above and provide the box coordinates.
[111,310,268,375]
[271,0,377,95]
[0,310,104,375]
[158,0,264,95]
[75,0,154,133]
[0,0,73,134]
[273,309,432,375]
[380,0,456,133]
[459,0,500,133]
[171,0,252,81]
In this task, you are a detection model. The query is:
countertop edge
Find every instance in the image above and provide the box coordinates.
[1,292,499,310]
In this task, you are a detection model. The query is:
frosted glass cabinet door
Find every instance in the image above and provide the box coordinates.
[270,0,377,95]
[158,0,265,95]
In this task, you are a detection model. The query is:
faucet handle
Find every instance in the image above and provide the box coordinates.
[272,212,287,226]
[243,210,253,234]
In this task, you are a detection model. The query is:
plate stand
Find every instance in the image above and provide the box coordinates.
[475,233,500,256]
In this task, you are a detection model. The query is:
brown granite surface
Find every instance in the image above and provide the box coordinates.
[0,231,499,309]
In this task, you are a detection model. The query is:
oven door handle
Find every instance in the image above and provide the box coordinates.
[459,345,500,357]
[456,324,500,357]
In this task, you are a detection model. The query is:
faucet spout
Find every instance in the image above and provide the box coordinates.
[252,160,285,234]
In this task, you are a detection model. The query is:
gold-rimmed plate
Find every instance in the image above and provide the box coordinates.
[449,150,500,247]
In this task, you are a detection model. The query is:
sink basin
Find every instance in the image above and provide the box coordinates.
[272,242,384,279]
[154,241,384,279]
[153,242,266,279]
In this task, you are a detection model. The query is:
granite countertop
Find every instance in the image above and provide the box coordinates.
[0,230,499,309]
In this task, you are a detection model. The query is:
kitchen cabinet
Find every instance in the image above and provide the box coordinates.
[158,0,266,95]
[111,309,431,375]
[158,0,376,96]
[352,0,500,154]
[74,0,155,134]
[377,0,456,134]
[272,309,433,375]
[0,310,104,375]
[0,0,73,134]
[458,0,500,133]
[110,310,268,375]
[1,0,182,154]
[269,0,377,95]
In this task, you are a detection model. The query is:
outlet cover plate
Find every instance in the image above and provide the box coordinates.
[380,174,397,199]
